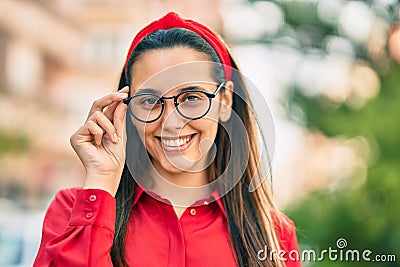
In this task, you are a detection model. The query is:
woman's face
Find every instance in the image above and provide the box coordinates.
[129,47,233,175]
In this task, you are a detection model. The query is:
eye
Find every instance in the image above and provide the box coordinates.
[185,94,201,102]
[180,92,207,103]
[140,96,160,105]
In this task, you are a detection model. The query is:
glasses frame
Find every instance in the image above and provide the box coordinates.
[123,81,226,123]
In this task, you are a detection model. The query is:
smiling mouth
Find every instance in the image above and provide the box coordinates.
[156,134,196,151]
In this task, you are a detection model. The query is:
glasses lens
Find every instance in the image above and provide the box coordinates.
[130,94,162,122]
[177,91,211,119]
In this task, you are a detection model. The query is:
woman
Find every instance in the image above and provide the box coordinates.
[34,12,300,267]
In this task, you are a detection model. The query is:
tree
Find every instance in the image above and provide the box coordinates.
[245,0,400,265]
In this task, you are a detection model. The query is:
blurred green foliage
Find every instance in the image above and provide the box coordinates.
[285,63,400,267]
[0,131,28,156]
[247,0,400,266]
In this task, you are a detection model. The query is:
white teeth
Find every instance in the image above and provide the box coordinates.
[161,135,192,147]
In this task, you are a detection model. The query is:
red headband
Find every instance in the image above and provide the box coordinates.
[124,12,232,80]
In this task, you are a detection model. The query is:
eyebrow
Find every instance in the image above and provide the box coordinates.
[136,86,207,95]
[136,88,159,94]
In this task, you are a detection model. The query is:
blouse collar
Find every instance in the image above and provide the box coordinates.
[132,184,227,219]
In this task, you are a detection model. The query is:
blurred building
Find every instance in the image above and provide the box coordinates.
[0,0,222,206]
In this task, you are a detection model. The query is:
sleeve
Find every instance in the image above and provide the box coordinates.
[277,215,302,267]
[33,188,116,267]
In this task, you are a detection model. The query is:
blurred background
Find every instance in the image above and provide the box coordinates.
[0,0,399,266]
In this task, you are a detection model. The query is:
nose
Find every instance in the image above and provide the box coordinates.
[159,99,186,130]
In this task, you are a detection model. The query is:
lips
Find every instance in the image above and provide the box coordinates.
[156,134,196,152]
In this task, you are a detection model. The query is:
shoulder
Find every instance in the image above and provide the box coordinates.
[273,211,296,234]
[271,210,298,252]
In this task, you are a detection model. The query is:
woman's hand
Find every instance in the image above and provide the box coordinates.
[70,87,129,196]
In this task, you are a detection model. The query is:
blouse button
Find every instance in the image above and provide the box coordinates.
[86,212,93,219]
[89,195,97,202]
[190,208,196,216]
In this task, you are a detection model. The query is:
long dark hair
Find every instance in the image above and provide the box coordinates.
[111,28,285,267]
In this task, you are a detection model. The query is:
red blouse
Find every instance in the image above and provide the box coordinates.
[34,187,301,267]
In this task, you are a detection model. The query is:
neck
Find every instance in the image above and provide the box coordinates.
[145,161,213,207]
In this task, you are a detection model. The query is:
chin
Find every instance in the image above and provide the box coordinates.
[159,162,186,174]
[160,154,203,174]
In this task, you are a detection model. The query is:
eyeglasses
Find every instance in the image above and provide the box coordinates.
[123,81,226,123]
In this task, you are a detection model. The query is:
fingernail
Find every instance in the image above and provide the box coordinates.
[113,133,118,143]
[119,86,129,91]
[117,92,128,97]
